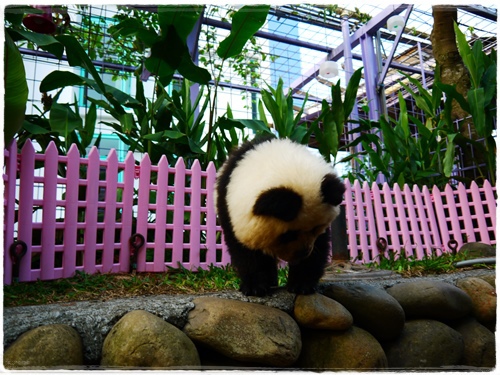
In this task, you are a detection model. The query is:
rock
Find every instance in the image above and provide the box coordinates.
[294,293,353,330]
[386,280,473,320]
[196,344,268,369]
[3,324,83,369]
[479,274,495,289]
[297,326,387,370]
[183,297,301,367]
[455,277,496,324]
[322,283,405,340]
[452,318,496,368]
[101,310,200,369]
[383,319,464,368]
[459,242,496,258]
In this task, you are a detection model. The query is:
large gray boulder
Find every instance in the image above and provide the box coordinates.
[101,310,200,369]
[383,319,464,368]
[297,326,388,370]
[183,296,301,367]
[4,324,83,370]
[456,277,497,325]
[386,280,473,320]
[452,318,496,368]
[322,282,405,340]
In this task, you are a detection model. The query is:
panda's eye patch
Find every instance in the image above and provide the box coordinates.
[278,230,300,244]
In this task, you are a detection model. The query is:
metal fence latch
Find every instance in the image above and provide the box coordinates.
[10,240,27,282]
[129,234,145,272]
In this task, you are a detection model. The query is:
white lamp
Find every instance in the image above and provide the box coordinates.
[387,15,405,32]
[319,61,339,79]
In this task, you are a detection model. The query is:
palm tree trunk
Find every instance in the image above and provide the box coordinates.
[431,6,482,182]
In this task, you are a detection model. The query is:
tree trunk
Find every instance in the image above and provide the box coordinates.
[430,5,481,182]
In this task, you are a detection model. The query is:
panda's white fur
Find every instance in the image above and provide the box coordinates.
[220,138,340,260]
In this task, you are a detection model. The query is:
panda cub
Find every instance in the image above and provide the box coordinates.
[215,136,345,296]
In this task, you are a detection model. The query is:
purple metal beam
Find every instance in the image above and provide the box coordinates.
[342,15,359,121]
[360,34,382,120]
[289,4,408,94]
[377,5,414,86]
[417,42,428,89]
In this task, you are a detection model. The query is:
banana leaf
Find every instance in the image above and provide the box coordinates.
[217,5,270,59]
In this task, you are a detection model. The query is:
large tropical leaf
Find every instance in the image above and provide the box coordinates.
[396,92,410,139]
[4,32,28,144]
[107,18,158,46]
[49,103,83,137]
[343,67,363,118]
[157,5,204,41]
[147,25,210,84]
[8,28,64,58]
[40,71,140,106]
[55,35,107,94]
[467,88,486,137]
[217,5,270,59]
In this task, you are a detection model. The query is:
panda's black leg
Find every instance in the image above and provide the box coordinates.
[286,230,330,294]
[228,244,278,297]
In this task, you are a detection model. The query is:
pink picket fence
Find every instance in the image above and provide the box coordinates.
[3,140,497,285]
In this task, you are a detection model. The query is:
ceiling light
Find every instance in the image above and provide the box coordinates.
[387,15,405,33]
[319,61,338,79]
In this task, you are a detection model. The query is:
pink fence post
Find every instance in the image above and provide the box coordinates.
[343,180,359,260]
[118,151,136,272]
[206,162,223,265]
[482,180,496,239]
[153,155,169,272]
[412,185,432,259]
[63,145,81,278]
[445,184,464,249]
[172,157,186,267]
[422,185,443,254]
[17,140,36,282]
[382,183,402,255]
[393,184,413,257]
[39,142,58,280]
[3,140,18,285]
[136,154,152,272]
[352,180,369,261]
[101,149,118,273]
[83,147,100,274]
[457,182,476,243]
[371,182,387,258]
[189,160,202,270]
[469,181,492,244]
[433,185,451,251]
[403,184,425,259]
[361,181,378,262]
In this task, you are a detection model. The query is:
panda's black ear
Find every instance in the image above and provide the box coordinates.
[321,173,345,206]
[253,187,302,222]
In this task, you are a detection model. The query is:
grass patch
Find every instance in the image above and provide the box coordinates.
[4,265,289,307]
[367,250,495,277]
[4,252,494,307]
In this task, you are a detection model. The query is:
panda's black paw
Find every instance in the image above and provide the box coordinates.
[286,283,317,295]
[240,281,271,297]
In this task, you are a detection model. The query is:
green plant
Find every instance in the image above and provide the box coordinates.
[342,89,459,188]
[257,77,310,143]
[312,67,363,163]
[435,22,497,185]
[341,61,473,188]
[368,249,494,277]
[4,29,28,145]
[8,5,272,169]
